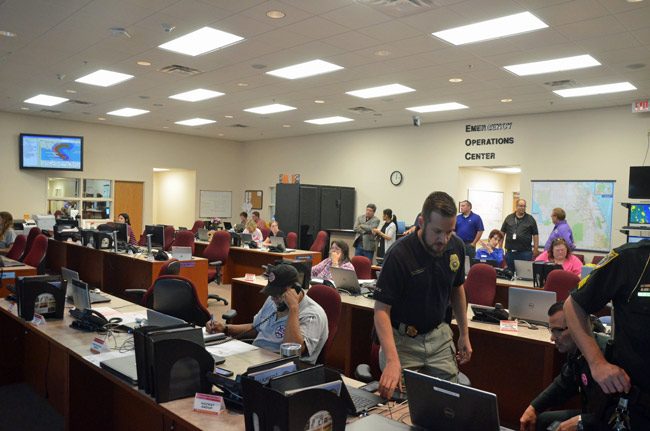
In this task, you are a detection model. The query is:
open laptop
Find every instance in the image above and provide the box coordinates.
[239,233,253,243]
[514,260,534,281]
[171,246,192,261]
[508,287,557,327]
[61,267,110,304]
[222,221,232,230]
[404,369,512,431]
[0,256,24,267]
[269,236,285,248]
[330,267,375,295]
[197,228,209,241]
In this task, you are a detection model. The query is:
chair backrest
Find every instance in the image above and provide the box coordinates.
[173,230,195,254]
[350,255,372,279]
[22,234,48,269]
[163,225,175,251]
[573,253,585,264]
[158,258,181,278]
[464,263,497,306]
[260,227,270,240]
[286,231,298,249]
[143,275,211,326]
[6,234,26,260]
[203,230,230,262]
[22,227,41,260]
[591,255,605,265]
[138,229,147,246]
[310,230,328,256]
[544,269,580,302]
[306,284,341,364]
[190,220,204,234]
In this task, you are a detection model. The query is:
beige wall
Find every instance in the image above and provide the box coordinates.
[153,169,196,228]
[0,111,243,225]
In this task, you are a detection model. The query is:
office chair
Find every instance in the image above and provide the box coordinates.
[544,270,580,302]
[310,230,328,258]
[202,230,230,305]
[591,255,605,265]
[124,260,181,304]
[172,230,195,254]
[306,284,341,364]
[350,255,372,280]
[6,234,26,260]
[21,227,41,261]
[143,275,212,327]
[190,220,204,235]
[286,232,298,249]
[464,263,497,307]
[163,225,175,251]
[573,253,585,264]
[260,227,270,240]
[21,234,48,273]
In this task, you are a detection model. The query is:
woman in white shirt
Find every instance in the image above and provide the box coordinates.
[373,208,397,258]
[244,219,263,246]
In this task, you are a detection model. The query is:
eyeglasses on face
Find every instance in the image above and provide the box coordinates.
[547,326,568,337]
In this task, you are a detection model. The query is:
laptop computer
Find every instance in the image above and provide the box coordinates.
[471,257,498,267]
[269,236,285,248]
[223,221,232,230]
[100,354,138,385]
[0,256,24,267]
[330,267,375,295]
[171,246,192,261]
[404,369,511,431]
[514,260,534,281]
[239,233,253,243]
[61,267,110,304]
[346,414,414,430]
[197,228,209,241]
[508,287,557,327]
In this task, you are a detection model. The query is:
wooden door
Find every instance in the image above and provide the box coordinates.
[114,181,144,238]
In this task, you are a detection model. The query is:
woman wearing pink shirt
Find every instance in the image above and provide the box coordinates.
[535,238,582,276]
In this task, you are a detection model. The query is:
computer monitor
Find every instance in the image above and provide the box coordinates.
[112,222,128,244]
[144,225,165,249]
[282,259,312,291]
[56,218,79,229]
[92,230,114,250]
[80,229,96,247]
[629,203,650,225]
[628,235,649,244]
[69,278,91,311]
[33,214,56,231]
[470,257,497,267]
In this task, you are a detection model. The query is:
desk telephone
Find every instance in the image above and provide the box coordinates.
[471,303,509,324]
[70,308,120,332]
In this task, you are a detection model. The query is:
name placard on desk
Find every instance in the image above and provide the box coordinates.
[1,272,16,279]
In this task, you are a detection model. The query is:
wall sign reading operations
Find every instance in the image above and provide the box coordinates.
[464,121,514,161]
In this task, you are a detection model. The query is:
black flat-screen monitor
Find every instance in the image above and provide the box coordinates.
[629,166,650,199]
[19,133,83,171]
[56,218,79,229]
[144,225,165,249]
[282,259,312,291]
[111,222,129,243]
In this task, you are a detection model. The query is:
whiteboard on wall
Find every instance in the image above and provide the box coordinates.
[468,189,504,239]
[199,190,231,218]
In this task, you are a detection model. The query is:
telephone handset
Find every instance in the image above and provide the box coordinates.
[276,283,303,312]
[70,308,118,332]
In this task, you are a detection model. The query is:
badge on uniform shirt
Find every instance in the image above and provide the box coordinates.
[449,254,460,272]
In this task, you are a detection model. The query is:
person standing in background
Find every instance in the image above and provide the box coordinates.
[373,208,398,259]
[500,199,539,273]
[353,204,380,260]
[455,200,484,259]
[544,207,575,251]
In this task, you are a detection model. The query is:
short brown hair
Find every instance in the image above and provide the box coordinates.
[548,238,571,259]
[552,208,566,221]
[421,191,456,220]
[488,229,503,241]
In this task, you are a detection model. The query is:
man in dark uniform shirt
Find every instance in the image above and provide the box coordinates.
[373,191,472,399]
[500,199,539,272]
[565,240,650,430]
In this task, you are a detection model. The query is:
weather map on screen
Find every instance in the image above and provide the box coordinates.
[630,204,650,225]
[20,134,83,171]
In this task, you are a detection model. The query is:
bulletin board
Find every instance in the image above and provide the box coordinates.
[245,190,263,210]
[199,190,232,218]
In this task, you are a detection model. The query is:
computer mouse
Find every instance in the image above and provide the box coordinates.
[93,288,101,293]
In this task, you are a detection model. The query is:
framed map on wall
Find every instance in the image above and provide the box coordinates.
[531,180,615,252]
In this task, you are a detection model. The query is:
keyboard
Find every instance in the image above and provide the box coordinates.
[346,385,383,414]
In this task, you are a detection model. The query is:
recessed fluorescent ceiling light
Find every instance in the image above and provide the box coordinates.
[24,94,69,106]
[554,82,636,98]
[492,167,521,174]
[158,26,244,56]
[244,104,296,114]
[504,55,601,76]
[107,108,149,117]
[175,118,216,126]
[406,102,468,113]
[305,116,354,125]
[432,12,548,45]
[75,69,134,87]
[266,59,343,80]
[169,88,224,102]
[346,83,415,99]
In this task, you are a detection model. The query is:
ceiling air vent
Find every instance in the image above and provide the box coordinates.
[40,109,61,114]
[230,124,249,128]
[354,0,433,17]
[544,79,576,88]
[349,106,376,113]
[67,99,92,105]
[158,64,203,76]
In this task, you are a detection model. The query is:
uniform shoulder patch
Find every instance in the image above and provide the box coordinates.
[578,249,619,289]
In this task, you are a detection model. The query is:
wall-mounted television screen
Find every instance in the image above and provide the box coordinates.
[19,133,83,171]
[629,166,650,199]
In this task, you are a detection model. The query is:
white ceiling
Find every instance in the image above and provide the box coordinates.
[1,0,649,141]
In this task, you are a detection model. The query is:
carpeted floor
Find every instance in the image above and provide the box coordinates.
[0,383,63,431]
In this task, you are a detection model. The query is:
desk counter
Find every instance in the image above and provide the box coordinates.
[0,262,37,297]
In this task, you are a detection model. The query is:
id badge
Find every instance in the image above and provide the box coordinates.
[512,234,517,240]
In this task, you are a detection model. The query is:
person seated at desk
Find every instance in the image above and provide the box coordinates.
[262,220,285,247]
[117,212,137,246]
[206,265,328,364]
[244,219,263,246]
[535,238,582,276]
[474,229,504,266]
[311,240,355,280]
[520,301,606,431]
[0,211,17,252]
[233,211,247,233]
[252,211,267,230]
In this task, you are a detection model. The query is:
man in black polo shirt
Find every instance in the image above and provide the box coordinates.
[500,198,539,272]
[373,191,472,399]
[564,240,650,429]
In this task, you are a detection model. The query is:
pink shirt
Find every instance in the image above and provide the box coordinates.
[535,251,583,276]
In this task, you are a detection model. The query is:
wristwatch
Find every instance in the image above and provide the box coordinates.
[576,415,584,431]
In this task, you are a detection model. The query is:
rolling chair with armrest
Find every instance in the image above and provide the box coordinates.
[591,255,605,265]
[124,260,181,304]
[306,284,342,364]
[286,232,298,249]
[21,234,48,274]
[143,275,212,327]
[172,230,195,254]
[163,225,175,251]
[260,227,270,240]
[350,256,372,280]
[573,253,585,264]
[21,227,41,262]
[544,269,580,302]
[464,263,497,306]
[202,230,230,305]
[310,230,328,259]
[190,220,204,235]
[6,234,26,260]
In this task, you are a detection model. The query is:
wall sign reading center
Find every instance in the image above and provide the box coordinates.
[390,171,403,186]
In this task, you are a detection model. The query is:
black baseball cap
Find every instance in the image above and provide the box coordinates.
[260,265,299,296]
